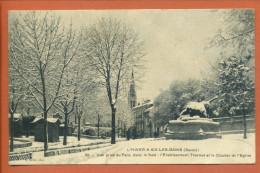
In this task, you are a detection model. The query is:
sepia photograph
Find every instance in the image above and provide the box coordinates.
[8,9,255,165]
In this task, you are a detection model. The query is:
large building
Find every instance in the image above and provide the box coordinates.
[132,101,154,138]
[128,72,165,138]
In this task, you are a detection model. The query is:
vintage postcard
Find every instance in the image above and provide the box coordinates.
[8,9,255,165]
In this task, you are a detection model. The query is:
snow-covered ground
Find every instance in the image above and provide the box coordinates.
[10,136,119,154]
[10,133,255,165]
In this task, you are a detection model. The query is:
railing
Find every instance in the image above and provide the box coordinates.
[9,153,32,161]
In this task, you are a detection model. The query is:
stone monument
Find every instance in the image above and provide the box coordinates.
[165,97,222,140]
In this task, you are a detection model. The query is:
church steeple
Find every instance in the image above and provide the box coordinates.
[128,69,137,108]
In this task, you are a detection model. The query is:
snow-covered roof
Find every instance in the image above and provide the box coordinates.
[133,102,153,109]
[31,117,41,123]
[31,117,60,124]
[8,113,22,119]
[60,123,73,127]
[144,106,154,113]
[84,122,92,125]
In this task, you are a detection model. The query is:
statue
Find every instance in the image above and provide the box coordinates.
[179,96,218,118]
[165,96,221,140]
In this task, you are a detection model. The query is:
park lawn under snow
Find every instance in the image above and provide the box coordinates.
[10,133,255,165]
[11,136,116,154]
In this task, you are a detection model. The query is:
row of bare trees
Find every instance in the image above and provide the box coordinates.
[81,18,145,143]
[9,12,145,153]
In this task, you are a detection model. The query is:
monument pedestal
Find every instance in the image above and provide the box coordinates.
[165,116,222,140]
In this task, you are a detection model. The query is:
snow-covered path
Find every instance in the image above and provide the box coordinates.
[10,134,255,165]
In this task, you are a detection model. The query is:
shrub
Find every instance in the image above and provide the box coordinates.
[84,128,96,136]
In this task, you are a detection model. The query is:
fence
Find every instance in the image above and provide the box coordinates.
[9,153,32,161]
[212,115,255,132]
[71,133,107,139]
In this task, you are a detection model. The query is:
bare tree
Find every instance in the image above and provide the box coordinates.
[21,107,35,138]
[72,55,100,139]
[56,67,96,144]
[8,59,25,152]
[53,23,83,145]
[97,113,102,137]
[83,94,110,137]
[117,99,134,137]
[8,12,79,155]
[82,17,145,144]
[208,9,254,59]
[75,104,82,141]
[54,79,76,145]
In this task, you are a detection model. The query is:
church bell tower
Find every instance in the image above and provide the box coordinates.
[128,70,137,109]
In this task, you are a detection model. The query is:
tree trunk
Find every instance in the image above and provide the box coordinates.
[40,67,48,157]
[243,112,247,139]
[26,127,29,138]
[97,115,100,137]
[26,108,30,137]
[43,111,48,157]
[124,124,126,137]
[78,117,80,141]
[111,105,116,144]
[63,111,68,145]
[118,118,120,138]
[10,112,14,152]
[149,122,152,138]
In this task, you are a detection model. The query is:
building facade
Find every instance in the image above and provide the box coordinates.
[132,102,154,138]
[128,72,164,138]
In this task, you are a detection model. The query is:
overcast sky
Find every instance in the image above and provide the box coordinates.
[9,10,226,102]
